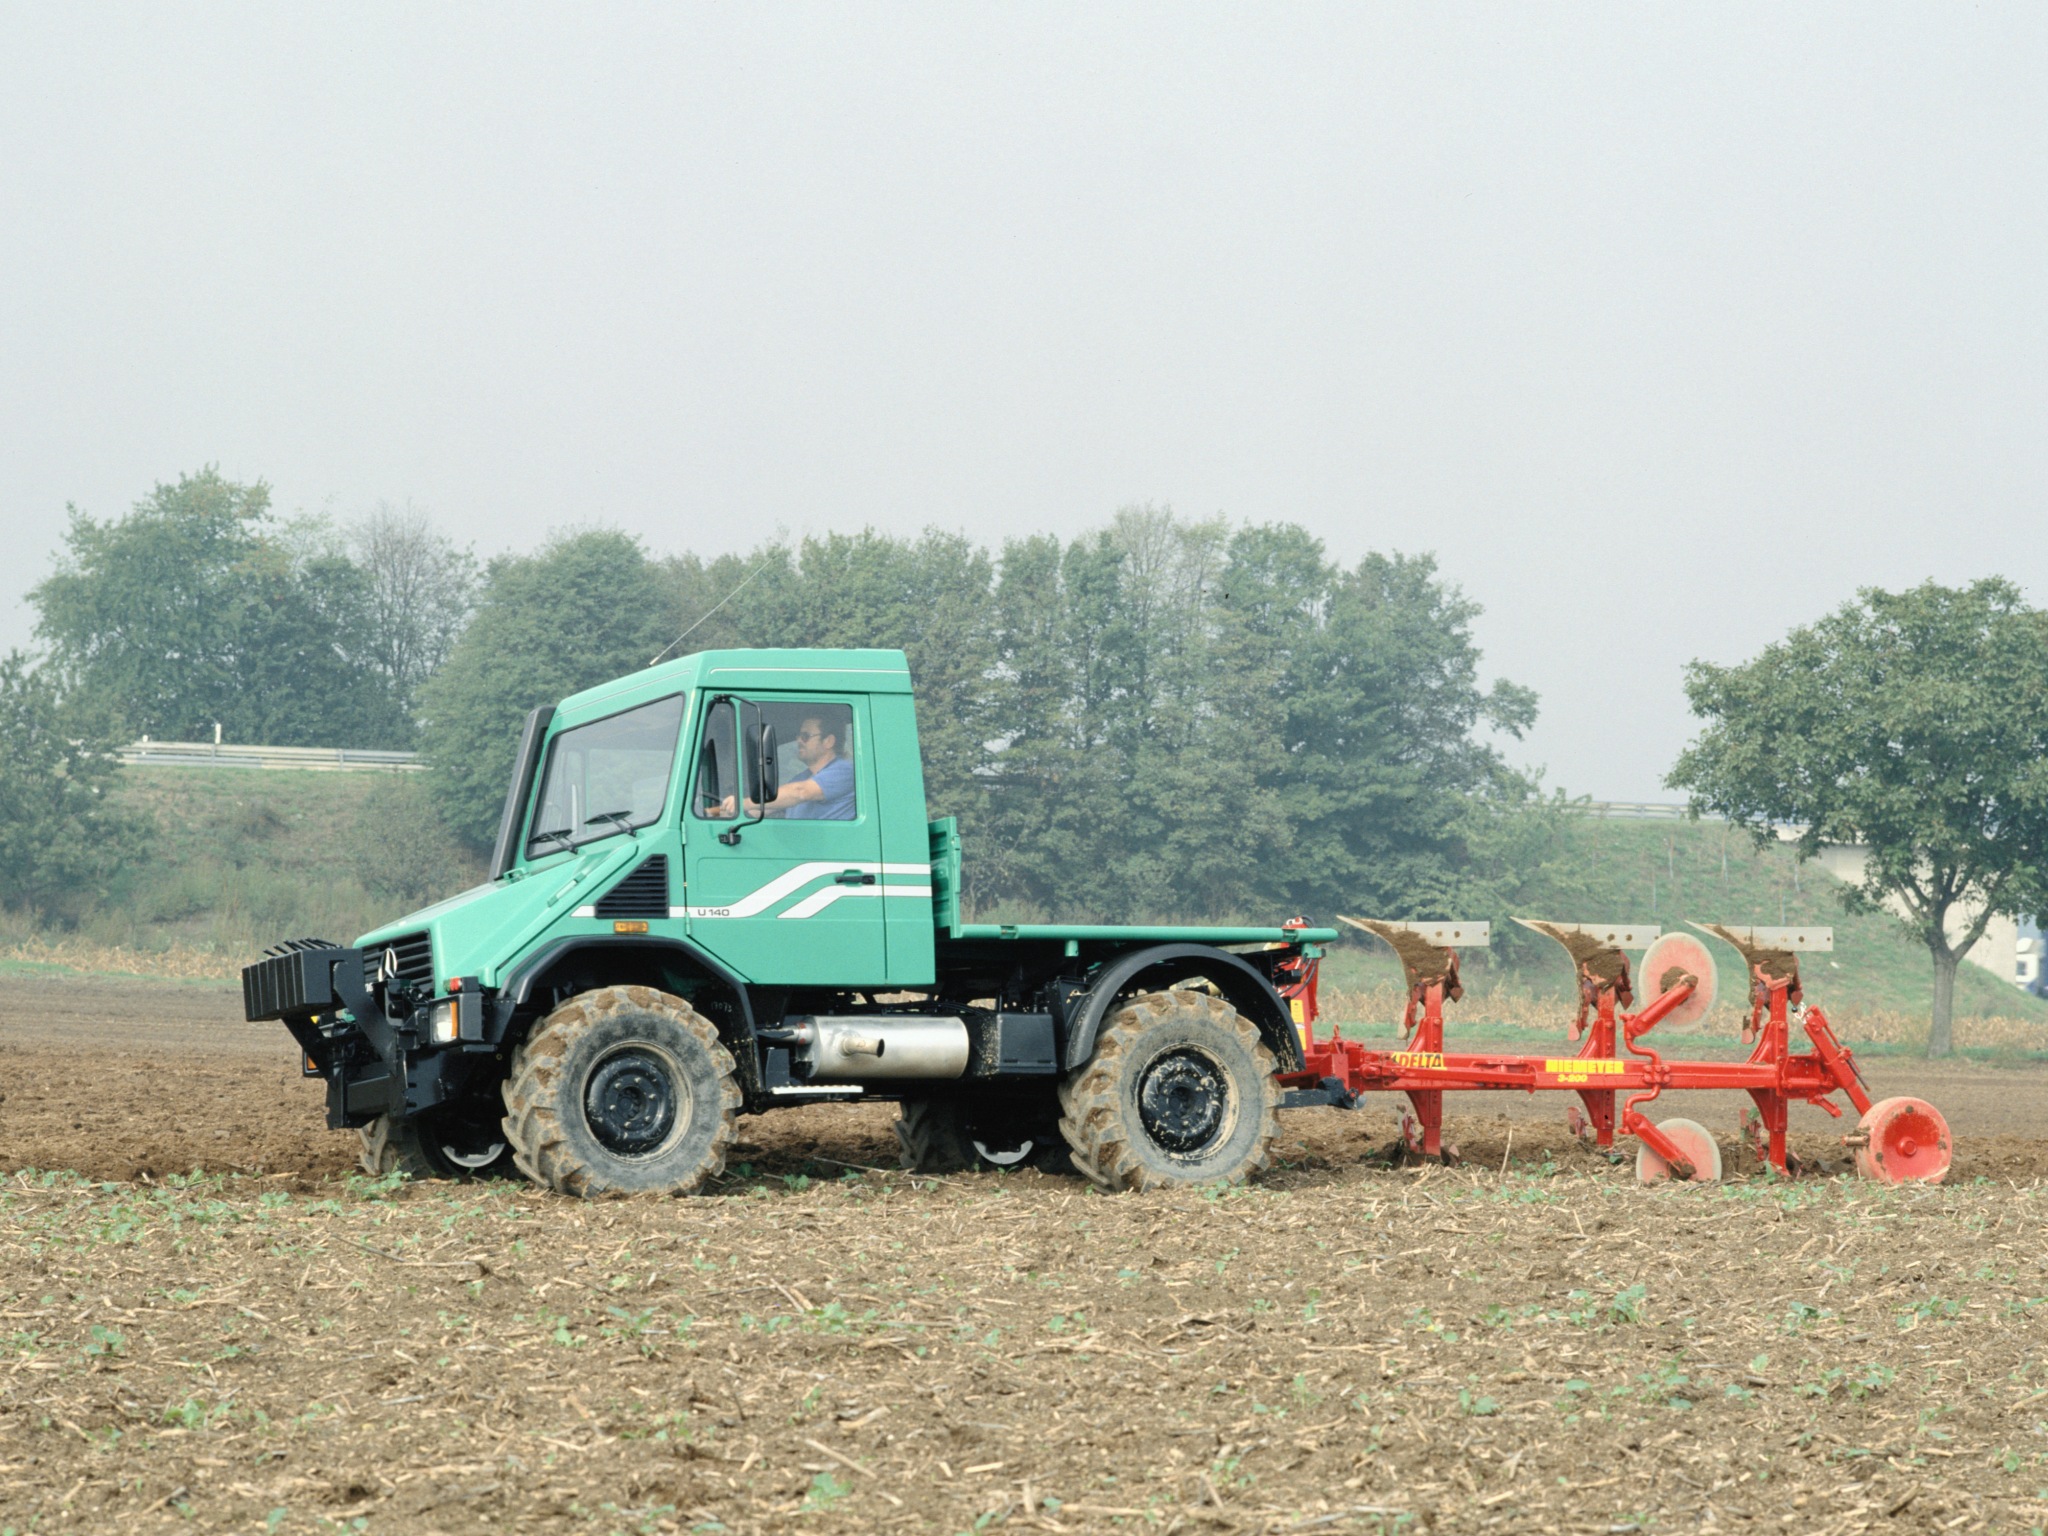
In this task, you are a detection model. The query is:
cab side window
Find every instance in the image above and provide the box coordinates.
[692,697,858,823]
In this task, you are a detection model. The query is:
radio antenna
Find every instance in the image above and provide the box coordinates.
[649,556,770,667]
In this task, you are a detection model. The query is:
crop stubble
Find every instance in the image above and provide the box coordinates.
[2,974,2046,1533]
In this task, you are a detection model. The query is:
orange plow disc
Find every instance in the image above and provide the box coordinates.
[1637,933,1718,1027]
[1635,1118,1723,1185]
[1852,1096,1951,1184]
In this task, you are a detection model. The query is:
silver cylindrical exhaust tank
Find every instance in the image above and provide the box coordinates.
[784,1015,971,1080]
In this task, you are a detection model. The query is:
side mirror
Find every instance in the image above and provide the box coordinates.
[756,724,780,806]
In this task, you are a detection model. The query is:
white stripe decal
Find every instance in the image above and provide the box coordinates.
[685,861,928,920]
[779,884,934,920]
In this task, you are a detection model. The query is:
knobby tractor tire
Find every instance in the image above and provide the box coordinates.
[1058,989,1280,1192]
[358,1101,518,1181]
[896,1093,1070,1174]
[894,1098,977,1173]
[501,985,741,1197]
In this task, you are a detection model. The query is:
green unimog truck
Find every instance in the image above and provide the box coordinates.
[243,649,1337,1195]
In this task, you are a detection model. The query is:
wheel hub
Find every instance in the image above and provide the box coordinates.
[1138,1048,1229,1155]
[583,1048,681,1157]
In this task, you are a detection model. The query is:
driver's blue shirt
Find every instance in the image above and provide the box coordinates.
[782,755,855,820]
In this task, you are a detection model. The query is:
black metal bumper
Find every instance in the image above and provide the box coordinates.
[242,941,447,1129]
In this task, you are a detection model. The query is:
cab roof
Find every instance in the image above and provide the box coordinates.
[553,648,913,728]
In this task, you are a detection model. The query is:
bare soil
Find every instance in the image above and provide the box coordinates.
[3,972,2047,1534]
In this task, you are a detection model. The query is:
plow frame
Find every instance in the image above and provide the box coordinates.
[1277,929,1876,1178]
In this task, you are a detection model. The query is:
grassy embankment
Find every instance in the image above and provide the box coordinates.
[0,765,480,982]
[3,768,2040,1053]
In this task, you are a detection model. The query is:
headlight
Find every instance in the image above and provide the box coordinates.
[428,998,458,1046]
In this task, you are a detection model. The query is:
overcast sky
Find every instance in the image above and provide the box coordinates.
[3,5,2044,799]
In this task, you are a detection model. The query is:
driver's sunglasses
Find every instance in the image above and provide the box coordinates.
[796,729,824,742]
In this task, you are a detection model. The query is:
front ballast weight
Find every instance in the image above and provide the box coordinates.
[1276,916,1951,1186]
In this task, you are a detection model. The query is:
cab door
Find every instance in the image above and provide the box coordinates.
[680,693,891,986]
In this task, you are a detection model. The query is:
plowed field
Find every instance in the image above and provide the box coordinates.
[3,972,2046,1535]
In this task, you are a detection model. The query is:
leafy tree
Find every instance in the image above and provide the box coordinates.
[1217,529,1538,921]
[960,510,1539,923]
[1668,579,2048,1056]
[347,501,480,726]
[661,547,785,656]
[31,468,407,747]
[1450,777,1609,973]
[651,511,1534,925]
[0,654,145,921]
[976,510,1293,919]
[420,530,680,845]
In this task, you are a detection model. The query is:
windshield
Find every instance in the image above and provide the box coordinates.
[524,694,685,859]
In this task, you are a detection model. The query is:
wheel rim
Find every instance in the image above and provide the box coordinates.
[1857,1096,1951,1184]
[418,1104,510,1175]
[972,1138,1035,1167]
[583,1045,687,1158]
[439,1138,508,1170]
[1137,1047,1232,1157]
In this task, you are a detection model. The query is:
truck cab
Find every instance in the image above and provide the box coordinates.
[244,648,1335,1196]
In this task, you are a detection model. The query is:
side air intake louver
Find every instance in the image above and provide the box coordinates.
[595,856,670,919]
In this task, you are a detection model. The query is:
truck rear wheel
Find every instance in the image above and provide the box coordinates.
[501,986,741,1197]
[359,1101,516,1180]
[1059,989,1279,1192]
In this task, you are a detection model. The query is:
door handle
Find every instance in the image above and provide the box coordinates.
[835,870,877,886]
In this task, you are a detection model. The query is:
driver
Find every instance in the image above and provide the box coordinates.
[747,714,855,821]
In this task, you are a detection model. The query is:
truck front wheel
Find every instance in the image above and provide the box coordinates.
[501,986,741,1197]
[1059,989,1279,1191]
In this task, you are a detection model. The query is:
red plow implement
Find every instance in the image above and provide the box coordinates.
[1276,918,1952,1185]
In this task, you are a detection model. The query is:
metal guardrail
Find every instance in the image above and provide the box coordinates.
[120,741,423,772]
[1567,800,1699,820]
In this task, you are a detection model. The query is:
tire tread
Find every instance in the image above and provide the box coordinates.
[501,986,740,1197]
[1058,989,1279,1193]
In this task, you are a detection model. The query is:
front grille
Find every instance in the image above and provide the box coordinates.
[595,856,670,919]
[366,931,434,994]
